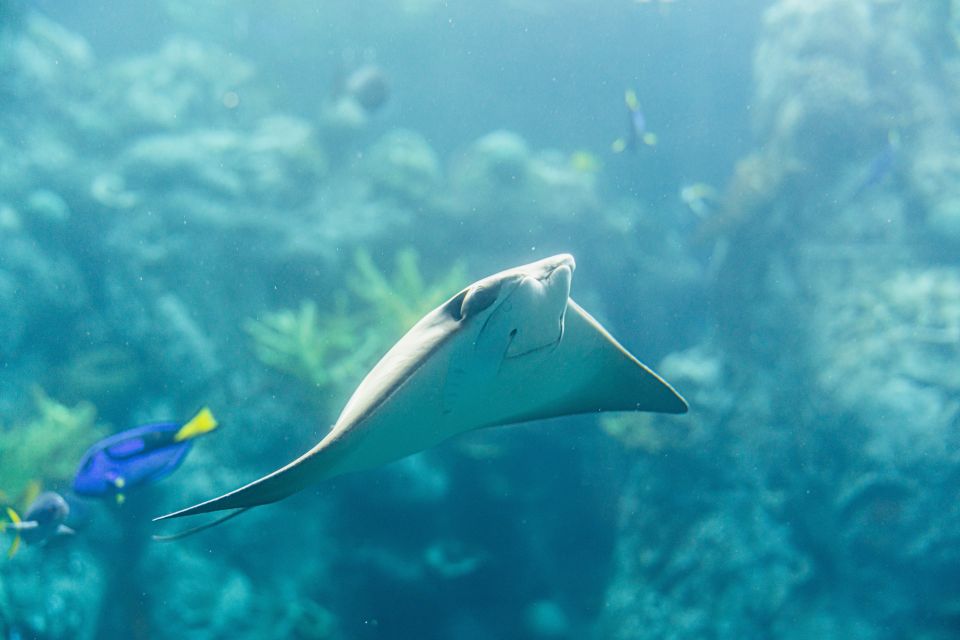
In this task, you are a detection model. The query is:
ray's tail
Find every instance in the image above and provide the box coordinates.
[152,435,335,540]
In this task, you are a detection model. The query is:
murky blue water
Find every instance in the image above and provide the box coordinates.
[1,1,958,638]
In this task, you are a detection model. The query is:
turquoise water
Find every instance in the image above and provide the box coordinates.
[1,1,959,638]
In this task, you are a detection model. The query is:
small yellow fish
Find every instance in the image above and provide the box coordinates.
[570,150,601,174]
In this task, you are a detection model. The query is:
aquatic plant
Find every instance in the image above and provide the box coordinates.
[0,388,106,503]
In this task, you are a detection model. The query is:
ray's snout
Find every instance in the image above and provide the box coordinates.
[535,253,576,280]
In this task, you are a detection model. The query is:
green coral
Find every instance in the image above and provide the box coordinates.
[349,248,466,336]
[0,388,106,502]
[245,249,466,403]
[243,296,382,393]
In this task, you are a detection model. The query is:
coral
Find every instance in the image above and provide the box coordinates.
[596,476,811,640]
[100,36,258,135]
[246,250,466,402]
[0,549,106,640]
[447,130,532,220]
[524,599,570,638]
[244,298,380,396]
[364,129,442,205]
[0,389,106,502]
[753,0,875,160]
[286,598,339,639]
[116,115,326,210]
[908,128,960,242]
[0,12,95,111]
[24,188,70,224]
[348,248,466,338]
[448,130,600,229]
[810,265,960,463]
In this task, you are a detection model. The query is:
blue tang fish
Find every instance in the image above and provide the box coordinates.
[612,89,658,153]
[2,491,73,558]
[73,408,218,504]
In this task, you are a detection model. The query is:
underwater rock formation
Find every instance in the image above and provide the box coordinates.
[99,36,259,136]
[364,129,442,206]
[0,549,106,640]
[597,1,960,638]
[810,265,960,463]
[115,115,326,213]
[448,130,600,232]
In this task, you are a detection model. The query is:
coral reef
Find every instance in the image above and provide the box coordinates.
[0,549,106,640]
[99,36,259,136]
[3,3,960,639]
[364,129,442,205]
[448,130,600,231]
[115,115,326,213]
[596,2,960,638]
[811,265,960,463]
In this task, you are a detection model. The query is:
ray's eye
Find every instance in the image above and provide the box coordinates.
[459,281,502,319]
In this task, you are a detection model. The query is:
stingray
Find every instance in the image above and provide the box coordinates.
[153,254,687,538]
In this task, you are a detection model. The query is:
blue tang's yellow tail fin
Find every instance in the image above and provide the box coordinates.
[4,507,21,559]
[174,407,218,442]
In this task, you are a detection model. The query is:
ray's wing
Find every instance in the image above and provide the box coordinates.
[482,299,687,426]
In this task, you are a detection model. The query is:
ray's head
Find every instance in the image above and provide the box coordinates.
[445,253,575,358]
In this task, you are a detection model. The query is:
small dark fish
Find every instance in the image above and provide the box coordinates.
[2,491,73,558]
[73,408,218,504]
[612,89,657,153]
[343,64,390,113]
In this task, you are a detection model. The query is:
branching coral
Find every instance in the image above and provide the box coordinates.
[348,248,466,337]
[244,297,381,394]
[246,249,466,402]
[0,388,106,503]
